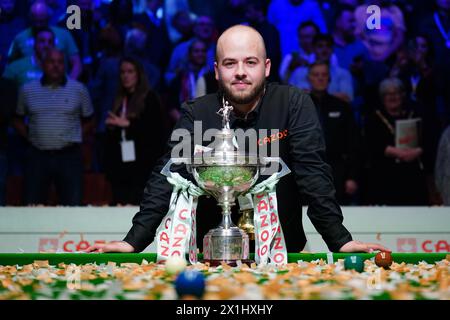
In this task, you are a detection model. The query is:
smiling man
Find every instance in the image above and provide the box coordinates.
[87,25,388,254]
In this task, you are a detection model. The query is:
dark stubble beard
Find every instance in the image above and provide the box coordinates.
[219,77,266,105]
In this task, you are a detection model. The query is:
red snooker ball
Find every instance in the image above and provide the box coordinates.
[375,251,393,269]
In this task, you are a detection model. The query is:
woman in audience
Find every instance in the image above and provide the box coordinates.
[364,77,428,205]
[104,56,168,205]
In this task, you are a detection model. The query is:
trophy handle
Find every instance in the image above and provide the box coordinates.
[260,157,291,180]
[161,158,190,177]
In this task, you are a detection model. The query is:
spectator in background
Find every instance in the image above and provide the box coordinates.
[133,0,172,69]
[162,0,190,44]
[321,0,360,31]
[164,15,216,86]
[308,62,361,204]
[104,57,168,205]
[167,39,209,122]
[13,49,94,205]
[108,0,134,43]
[268,0,328,58]
[188,0,227,23]
[170,10,194,45]
[389,36,441,174]
[364,78,428,205]
[89,25,123,133]
[289,34,354,102]
[57,0,101,83]
[217,0,248,33]
[124,27,161,90]
[245,0,281,83]
[398,0,434,37]
[419,0,450,128]
[3,27,55,87]
[0,0,26,74]
[7,1,82,80]
[0,58,18,205]
[332,4,368,126]
[389,36,435,106]
[279,21,319,83]
[88,25,123,171]
[435,125,450,205]
[332,4,368,71]
[41,0,66,25]
[419,0,450,66]
[3,27,56,184]
[354,0,406,62]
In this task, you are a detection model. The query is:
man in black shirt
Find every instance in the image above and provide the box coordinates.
[308,62,361,204]
[87,25,388,254]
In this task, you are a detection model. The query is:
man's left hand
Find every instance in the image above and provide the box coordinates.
[339,240,391,253]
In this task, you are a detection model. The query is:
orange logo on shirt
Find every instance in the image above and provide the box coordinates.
[258,130,289,146]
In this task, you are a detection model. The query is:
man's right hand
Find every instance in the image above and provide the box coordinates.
[85,241,135,253]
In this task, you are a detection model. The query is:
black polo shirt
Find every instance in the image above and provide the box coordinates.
[310,92,361,202]
[124,83,352,253]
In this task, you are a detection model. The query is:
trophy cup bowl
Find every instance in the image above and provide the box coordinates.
[191,151,261,266]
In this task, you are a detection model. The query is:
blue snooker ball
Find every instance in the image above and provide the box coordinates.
[175,269,205,298]
[344,255,364,272]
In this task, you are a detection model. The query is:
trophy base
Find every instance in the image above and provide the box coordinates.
[203,227,250,264]
[201,259,255,267]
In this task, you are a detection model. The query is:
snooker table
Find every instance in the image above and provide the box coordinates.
[0,253,448,300]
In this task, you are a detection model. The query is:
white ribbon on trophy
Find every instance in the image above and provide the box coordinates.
[155,159,204,265]
[248,157,290,266]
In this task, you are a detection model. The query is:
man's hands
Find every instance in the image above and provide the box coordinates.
[85,240,389,254]
[339,240,391,253]
[85,241,135,253]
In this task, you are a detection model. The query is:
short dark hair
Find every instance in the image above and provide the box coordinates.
[189,39,207,54]
[297,20,320,34]
[308,61,330,75]
[313,33,334,47]
[409,33,434,62]
[43,48,64,62]
[334,4,356,25]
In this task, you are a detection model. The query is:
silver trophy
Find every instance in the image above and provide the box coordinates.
[161,99,290,266]
[190,100,261,265]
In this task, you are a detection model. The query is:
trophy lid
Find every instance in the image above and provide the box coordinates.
[192,98,261,167]
[190,98,262,195]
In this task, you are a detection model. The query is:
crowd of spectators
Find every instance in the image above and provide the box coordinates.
[0,0,449,206]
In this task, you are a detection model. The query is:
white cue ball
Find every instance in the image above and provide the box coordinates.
[165,256,187,274]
